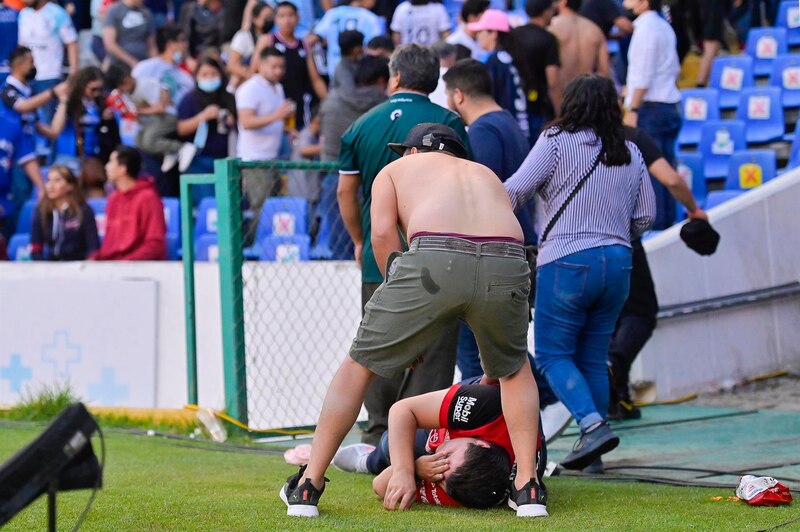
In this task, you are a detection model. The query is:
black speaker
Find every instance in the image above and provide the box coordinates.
[0,403,103,529]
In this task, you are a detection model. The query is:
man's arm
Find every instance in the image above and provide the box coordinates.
[370,168,402,279]
[8,89,56,114]
[613,16,633,35]
[306,43,328,99]
[648,158,707,220]
[66,41,79,75]
[336,172,363,264]
[35,97,68,140]
[236,105,291,130]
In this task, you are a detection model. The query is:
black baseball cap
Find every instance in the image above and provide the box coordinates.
[680,219,721,256]
[387,123,468,159]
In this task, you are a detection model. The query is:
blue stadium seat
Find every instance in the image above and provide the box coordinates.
[786,127,800,170]
[254,197,308,244]
[258,234,311,262]
[776,0,800,46]
[769,54,800,108]
[8,233,30,261]
[726,150,777,191]
[166,234,181,260]
[87,198,107,240]
[736,87,785,143]
[162,197,180,237]
[311,174,354,260]
[194,197,218,238]
[746,27,788,77]
[195,233,219,262]
[698,120,747,180]
[676,152,707,206]
[15,199,36,234]
[705,190,745,209]
[709,56,754,109]
[678,89,720,146]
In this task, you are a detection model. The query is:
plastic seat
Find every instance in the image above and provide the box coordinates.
[725,150,777,191]
[698,120,747,180]
[709,56,754,110]
[8,233,30,261]
[86,198,107,239]
[255,197,309,243]
[310,174,354,260]
[786,127,800,170]
[15,199,36,234]
[165,233,181,260]
[736,87,785,144]
[776,0,800,46]
[705,190,745,209]
[194,233,219,262]
[258,234,311,262]
[194,197,218,238]
[678,89,721,146]
[162,197,180,238]
[746,27,788,77]
[769,54,800,108]
[676,152,706,206]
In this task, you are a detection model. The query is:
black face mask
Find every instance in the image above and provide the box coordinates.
[262,19,274,34]
[24,66,37,82]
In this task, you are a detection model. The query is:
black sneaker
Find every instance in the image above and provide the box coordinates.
[507,478,548,517]
[582,457,605,475]
[608,399,642,421]
[279,465,328,517]
[560,422,619,470]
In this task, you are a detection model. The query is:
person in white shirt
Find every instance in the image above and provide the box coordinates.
[429,40,457,109]
[390,0,451,46]
[18,0,78,154]
[445,0,489,59]
[235,46,295,226]
[227,2,274,88]
[622,0,681,230]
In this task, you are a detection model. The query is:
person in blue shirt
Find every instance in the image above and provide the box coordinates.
[0,0,18,88]
[307,0,383,81]
[468,9,530,140]
[443,58,536,382]
[0,113,38,239]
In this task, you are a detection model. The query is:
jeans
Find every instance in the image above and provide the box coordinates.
[534,245,632,431]
[637,103,682,230]
[365,428,430,474]
[32,78,61,160]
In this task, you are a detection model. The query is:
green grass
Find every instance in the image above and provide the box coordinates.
[0,424,796,531]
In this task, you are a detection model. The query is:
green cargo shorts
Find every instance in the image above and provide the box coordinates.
[350,236,531,380]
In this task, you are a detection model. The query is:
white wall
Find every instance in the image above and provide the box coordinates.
[635,169,800,398]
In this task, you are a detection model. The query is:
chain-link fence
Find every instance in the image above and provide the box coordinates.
[181,159,365,432]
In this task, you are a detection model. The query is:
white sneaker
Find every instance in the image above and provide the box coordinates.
[541,401,572,444]
[332,443,375,473]
[161,151,179,172]
[178,142,198,173]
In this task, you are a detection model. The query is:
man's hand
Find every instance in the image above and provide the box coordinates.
[276,100,295,119]
[689,207,708,222]
[202,104,221,121]
[414,453,449,484]
[53,82,69,100]
[383,469,417,511]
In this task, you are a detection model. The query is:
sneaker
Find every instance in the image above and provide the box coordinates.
[178,142,198,173]
[161,151,179,172]
[541,401,573,444]
[582,457,604,475]
[608,399,642,421]
[279,464,327,517]
[560,422,619,471]
[333,443,375,473]
[508,477,548,517]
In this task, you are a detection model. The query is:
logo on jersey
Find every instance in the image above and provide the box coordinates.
[452,396,477,423]
[390,109,402,121]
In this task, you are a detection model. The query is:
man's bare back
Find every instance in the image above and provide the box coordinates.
[373,151,524,249]
[549,13,609,88]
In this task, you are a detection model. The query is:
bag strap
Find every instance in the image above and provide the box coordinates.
[539,150,603,245]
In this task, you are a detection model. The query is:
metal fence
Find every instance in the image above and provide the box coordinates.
[181,158,363,433]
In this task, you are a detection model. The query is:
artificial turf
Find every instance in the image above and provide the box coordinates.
[0,424,796,531]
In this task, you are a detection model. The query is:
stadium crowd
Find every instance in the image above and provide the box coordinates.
[0,0,792,516]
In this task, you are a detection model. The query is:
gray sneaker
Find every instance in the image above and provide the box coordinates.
[560,422,619,470]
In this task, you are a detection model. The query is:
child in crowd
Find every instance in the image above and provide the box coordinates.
[30,165,100,261]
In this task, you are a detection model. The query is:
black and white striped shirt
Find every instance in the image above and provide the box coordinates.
[504,128,656,266]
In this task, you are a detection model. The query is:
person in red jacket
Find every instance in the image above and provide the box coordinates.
[91,146,166,261]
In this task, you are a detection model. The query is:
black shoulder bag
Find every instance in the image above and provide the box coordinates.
[525,151,603,310]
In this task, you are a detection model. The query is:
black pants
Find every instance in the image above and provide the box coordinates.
[360,281,458,445]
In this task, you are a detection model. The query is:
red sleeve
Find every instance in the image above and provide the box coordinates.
[123,194,166,260]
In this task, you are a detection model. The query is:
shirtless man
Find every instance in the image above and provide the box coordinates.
[279,123,546,518]
[549,0,610,88]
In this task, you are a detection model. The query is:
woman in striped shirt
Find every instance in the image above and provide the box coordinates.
[504,75,656,470]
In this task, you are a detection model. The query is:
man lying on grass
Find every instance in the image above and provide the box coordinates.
[333,379,546,509]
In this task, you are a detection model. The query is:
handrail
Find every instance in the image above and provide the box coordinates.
[657,281,800,320]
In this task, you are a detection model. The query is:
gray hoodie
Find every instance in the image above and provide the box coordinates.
[319,84,388,162]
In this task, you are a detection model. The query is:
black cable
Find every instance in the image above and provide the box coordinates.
[602,465,800,485]
[758,513,800,532]
[561,409,761,437]
[71,424,106,532]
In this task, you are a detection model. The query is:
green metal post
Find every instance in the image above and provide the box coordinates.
[180,173,217,406]
[214,158,248,424]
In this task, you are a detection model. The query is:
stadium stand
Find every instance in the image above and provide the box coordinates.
[677,152,706,206]
[259,234,312,262]
[709,56,754,110]
[705,189,746,209]
[769,54,800,108]
[775,0,800,46]
[746,27,788,77]
[698,120,748,180]
[7,233,30,261]
[678,89,720,146]
[736,86,785,143]
[726,150,778,191]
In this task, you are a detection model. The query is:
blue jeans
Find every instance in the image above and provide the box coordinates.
[534,245,632,431]
[637,103,681,230]
[365,429,430,474]
[32,78,61,161]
